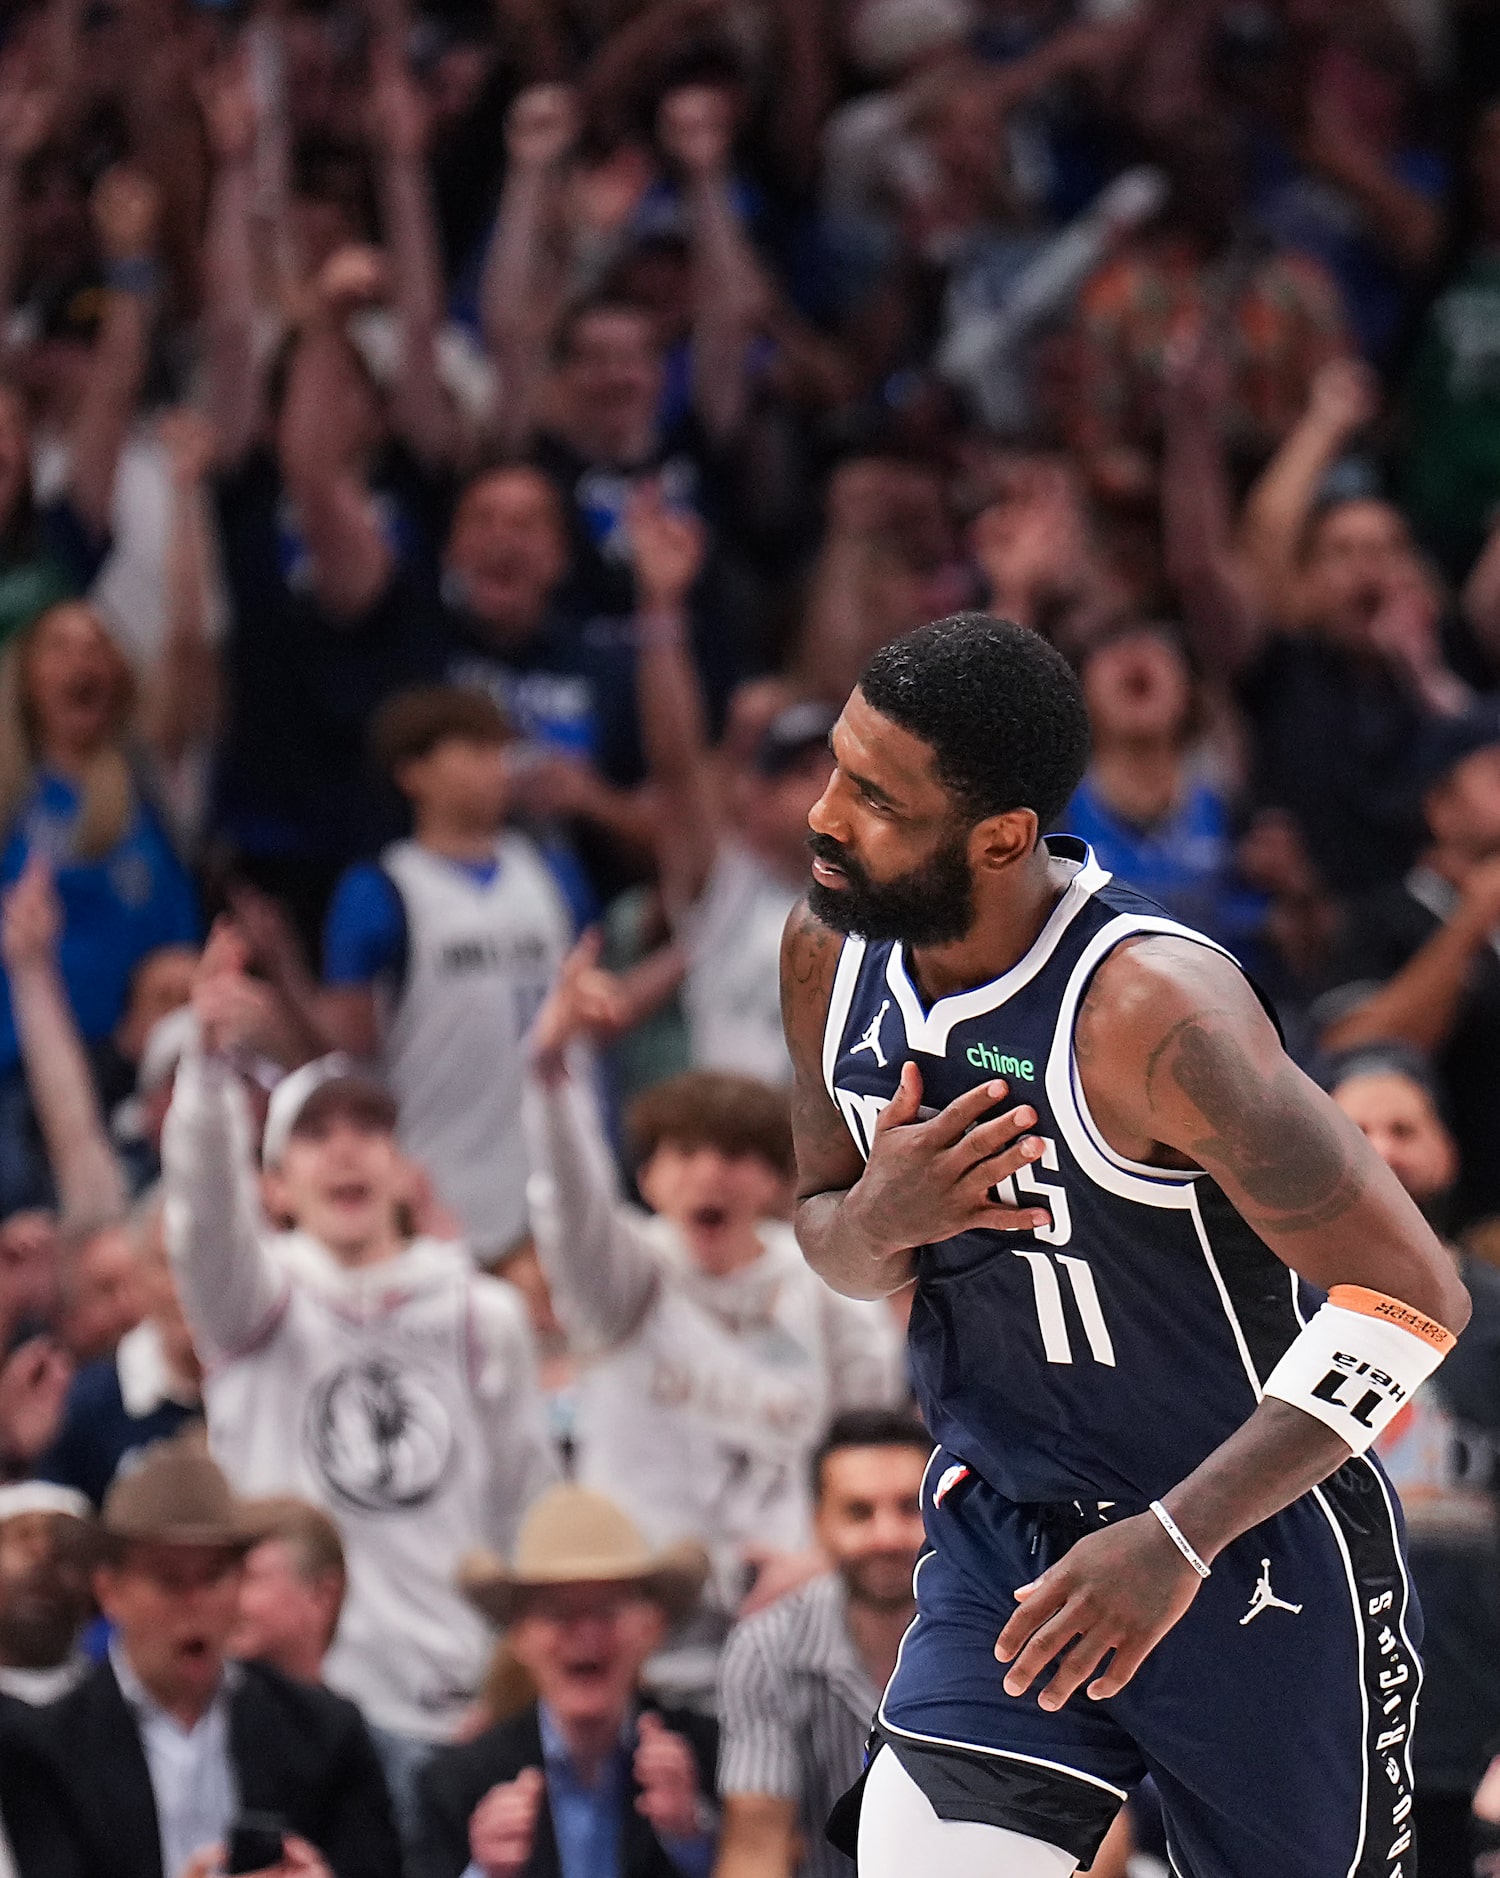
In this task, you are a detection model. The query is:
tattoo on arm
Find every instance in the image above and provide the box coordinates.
[780,901,841,1044]
[1146,1016,1365,1233]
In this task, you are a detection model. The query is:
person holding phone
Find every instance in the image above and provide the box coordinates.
[0,1438,401,1878]
[179,1825,331,1878]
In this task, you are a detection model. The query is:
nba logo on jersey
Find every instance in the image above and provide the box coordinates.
[932,1462,970,1508]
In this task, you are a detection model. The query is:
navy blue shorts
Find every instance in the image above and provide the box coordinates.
[871,1448,1423,1878]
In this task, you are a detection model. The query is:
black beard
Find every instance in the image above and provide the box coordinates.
[841,1554,918,1616]
[0,1608,79,1670]
[806,831,975,946]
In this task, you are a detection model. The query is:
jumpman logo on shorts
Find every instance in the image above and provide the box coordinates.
[850,999,892,1069]
[1239,1558,1304,1626]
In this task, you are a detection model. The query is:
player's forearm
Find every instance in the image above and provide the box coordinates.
[1158,1398,1355,1566]
[794,1188,916,1301]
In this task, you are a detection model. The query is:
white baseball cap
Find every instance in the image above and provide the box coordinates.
[0,1482,92,1524]
[261,1056,399,1168]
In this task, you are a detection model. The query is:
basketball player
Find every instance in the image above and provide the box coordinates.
[781,615,1470,1877]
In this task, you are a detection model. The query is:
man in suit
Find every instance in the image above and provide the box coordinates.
[0,1485,94,1878]
[0,1436,401,1878]
[413,1485,720,1878]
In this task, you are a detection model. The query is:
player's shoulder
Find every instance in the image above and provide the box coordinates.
[1077,931,1268,1069]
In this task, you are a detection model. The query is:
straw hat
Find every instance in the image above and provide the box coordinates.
[101,1437,259,1551]
[459,1487,709,1627]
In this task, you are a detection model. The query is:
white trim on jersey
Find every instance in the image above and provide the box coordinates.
[1043,913,1241,1210]
[1186,1187,1266,1399]
[1363,1457,1423,1848]
[1310,1483,1372,1878]
[823,935,869,1100]
[1186,1159,1419,1878]
[884,850,1112,1058]
[1296,1220,1422,1878]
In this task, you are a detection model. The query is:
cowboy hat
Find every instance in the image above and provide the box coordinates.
[459,1486,709,1627]
[101,1436,260,1552]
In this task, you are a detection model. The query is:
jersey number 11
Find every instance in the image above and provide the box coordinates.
[997,1138,1116,1367]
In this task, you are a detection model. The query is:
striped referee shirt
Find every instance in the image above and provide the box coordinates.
[717,1573,884,1878]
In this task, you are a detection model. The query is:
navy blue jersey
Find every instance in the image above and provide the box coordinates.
[824,837,1321,1506]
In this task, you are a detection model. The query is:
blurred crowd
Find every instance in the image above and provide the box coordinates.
[1,0,1500,1872]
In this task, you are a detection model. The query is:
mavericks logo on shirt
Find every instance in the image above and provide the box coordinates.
[304,1357,456,1513]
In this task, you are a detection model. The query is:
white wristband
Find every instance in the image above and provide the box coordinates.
[1262,1286,1455,1456]
[1148,1500,1211,1579]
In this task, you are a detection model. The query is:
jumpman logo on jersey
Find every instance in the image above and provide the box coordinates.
[850,999,892,1068]
[1239,1559,1303,1626]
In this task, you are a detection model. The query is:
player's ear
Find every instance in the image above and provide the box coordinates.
[969,808,1037,876]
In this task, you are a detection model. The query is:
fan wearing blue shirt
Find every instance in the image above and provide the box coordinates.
[0,604,198,1206]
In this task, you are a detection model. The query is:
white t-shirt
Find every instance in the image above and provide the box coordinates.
[162,1050,558,1739]
[525,1073,906,1610]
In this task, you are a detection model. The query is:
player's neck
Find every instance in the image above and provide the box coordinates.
[416,817,501,864]
[906,850,1066,1005]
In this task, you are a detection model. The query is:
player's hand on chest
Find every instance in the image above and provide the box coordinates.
[842,1059,1058,1266]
